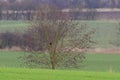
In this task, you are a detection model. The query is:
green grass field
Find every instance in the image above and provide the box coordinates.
[0,20,30,32]
[80,20,119,48]
[0,68,120,80]
[0,51,120,72]
[83,53,120,72]
[0,51,25,68]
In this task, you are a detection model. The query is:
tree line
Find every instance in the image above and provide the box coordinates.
[1,0,120,11]
[1,0,117,20]
[0,10,97,20]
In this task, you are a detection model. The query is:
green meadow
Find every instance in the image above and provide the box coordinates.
[0,68,120,80]
[0,51,120,80]
[0,20,30,32]
[0,51,120,72]
[80,20,119,48]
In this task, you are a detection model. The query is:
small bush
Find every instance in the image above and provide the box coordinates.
[0,31,21,49]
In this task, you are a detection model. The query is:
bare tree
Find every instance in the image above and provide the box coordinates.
[21,4,95,69]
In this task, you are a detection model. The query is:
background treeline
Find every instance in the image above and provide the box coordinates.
[0,0,120,10]
[0,0,120,20]
[0,0,120,11]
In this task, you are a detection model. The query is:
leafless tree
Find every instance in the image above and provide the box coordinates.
[22,4,95,69]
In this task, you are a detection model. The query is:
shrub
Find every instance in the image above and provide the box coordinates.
[0,31,21,49]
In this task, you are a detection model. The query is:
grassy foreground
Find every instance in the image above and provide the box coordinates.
[0,68,120,80]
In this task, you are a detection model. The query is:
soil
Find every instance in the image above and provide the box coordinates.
[1,47,120,54]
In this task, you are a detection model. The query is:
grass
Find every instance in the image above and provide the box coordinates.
[0,20,30,32]
[83,53,120,72]
[80,20,119,48]
[0,68,120,80]
[0,51,120,72]
[0,51,26,68]
[0,51,120,80]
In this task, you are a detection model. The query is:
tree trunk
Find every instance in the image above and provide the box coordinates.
[49,43,57,70]
[51,59,55,69]
[50,53,56,70]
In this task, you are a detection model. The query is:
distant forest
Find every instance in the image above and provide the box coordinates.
[0,0,120,10]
